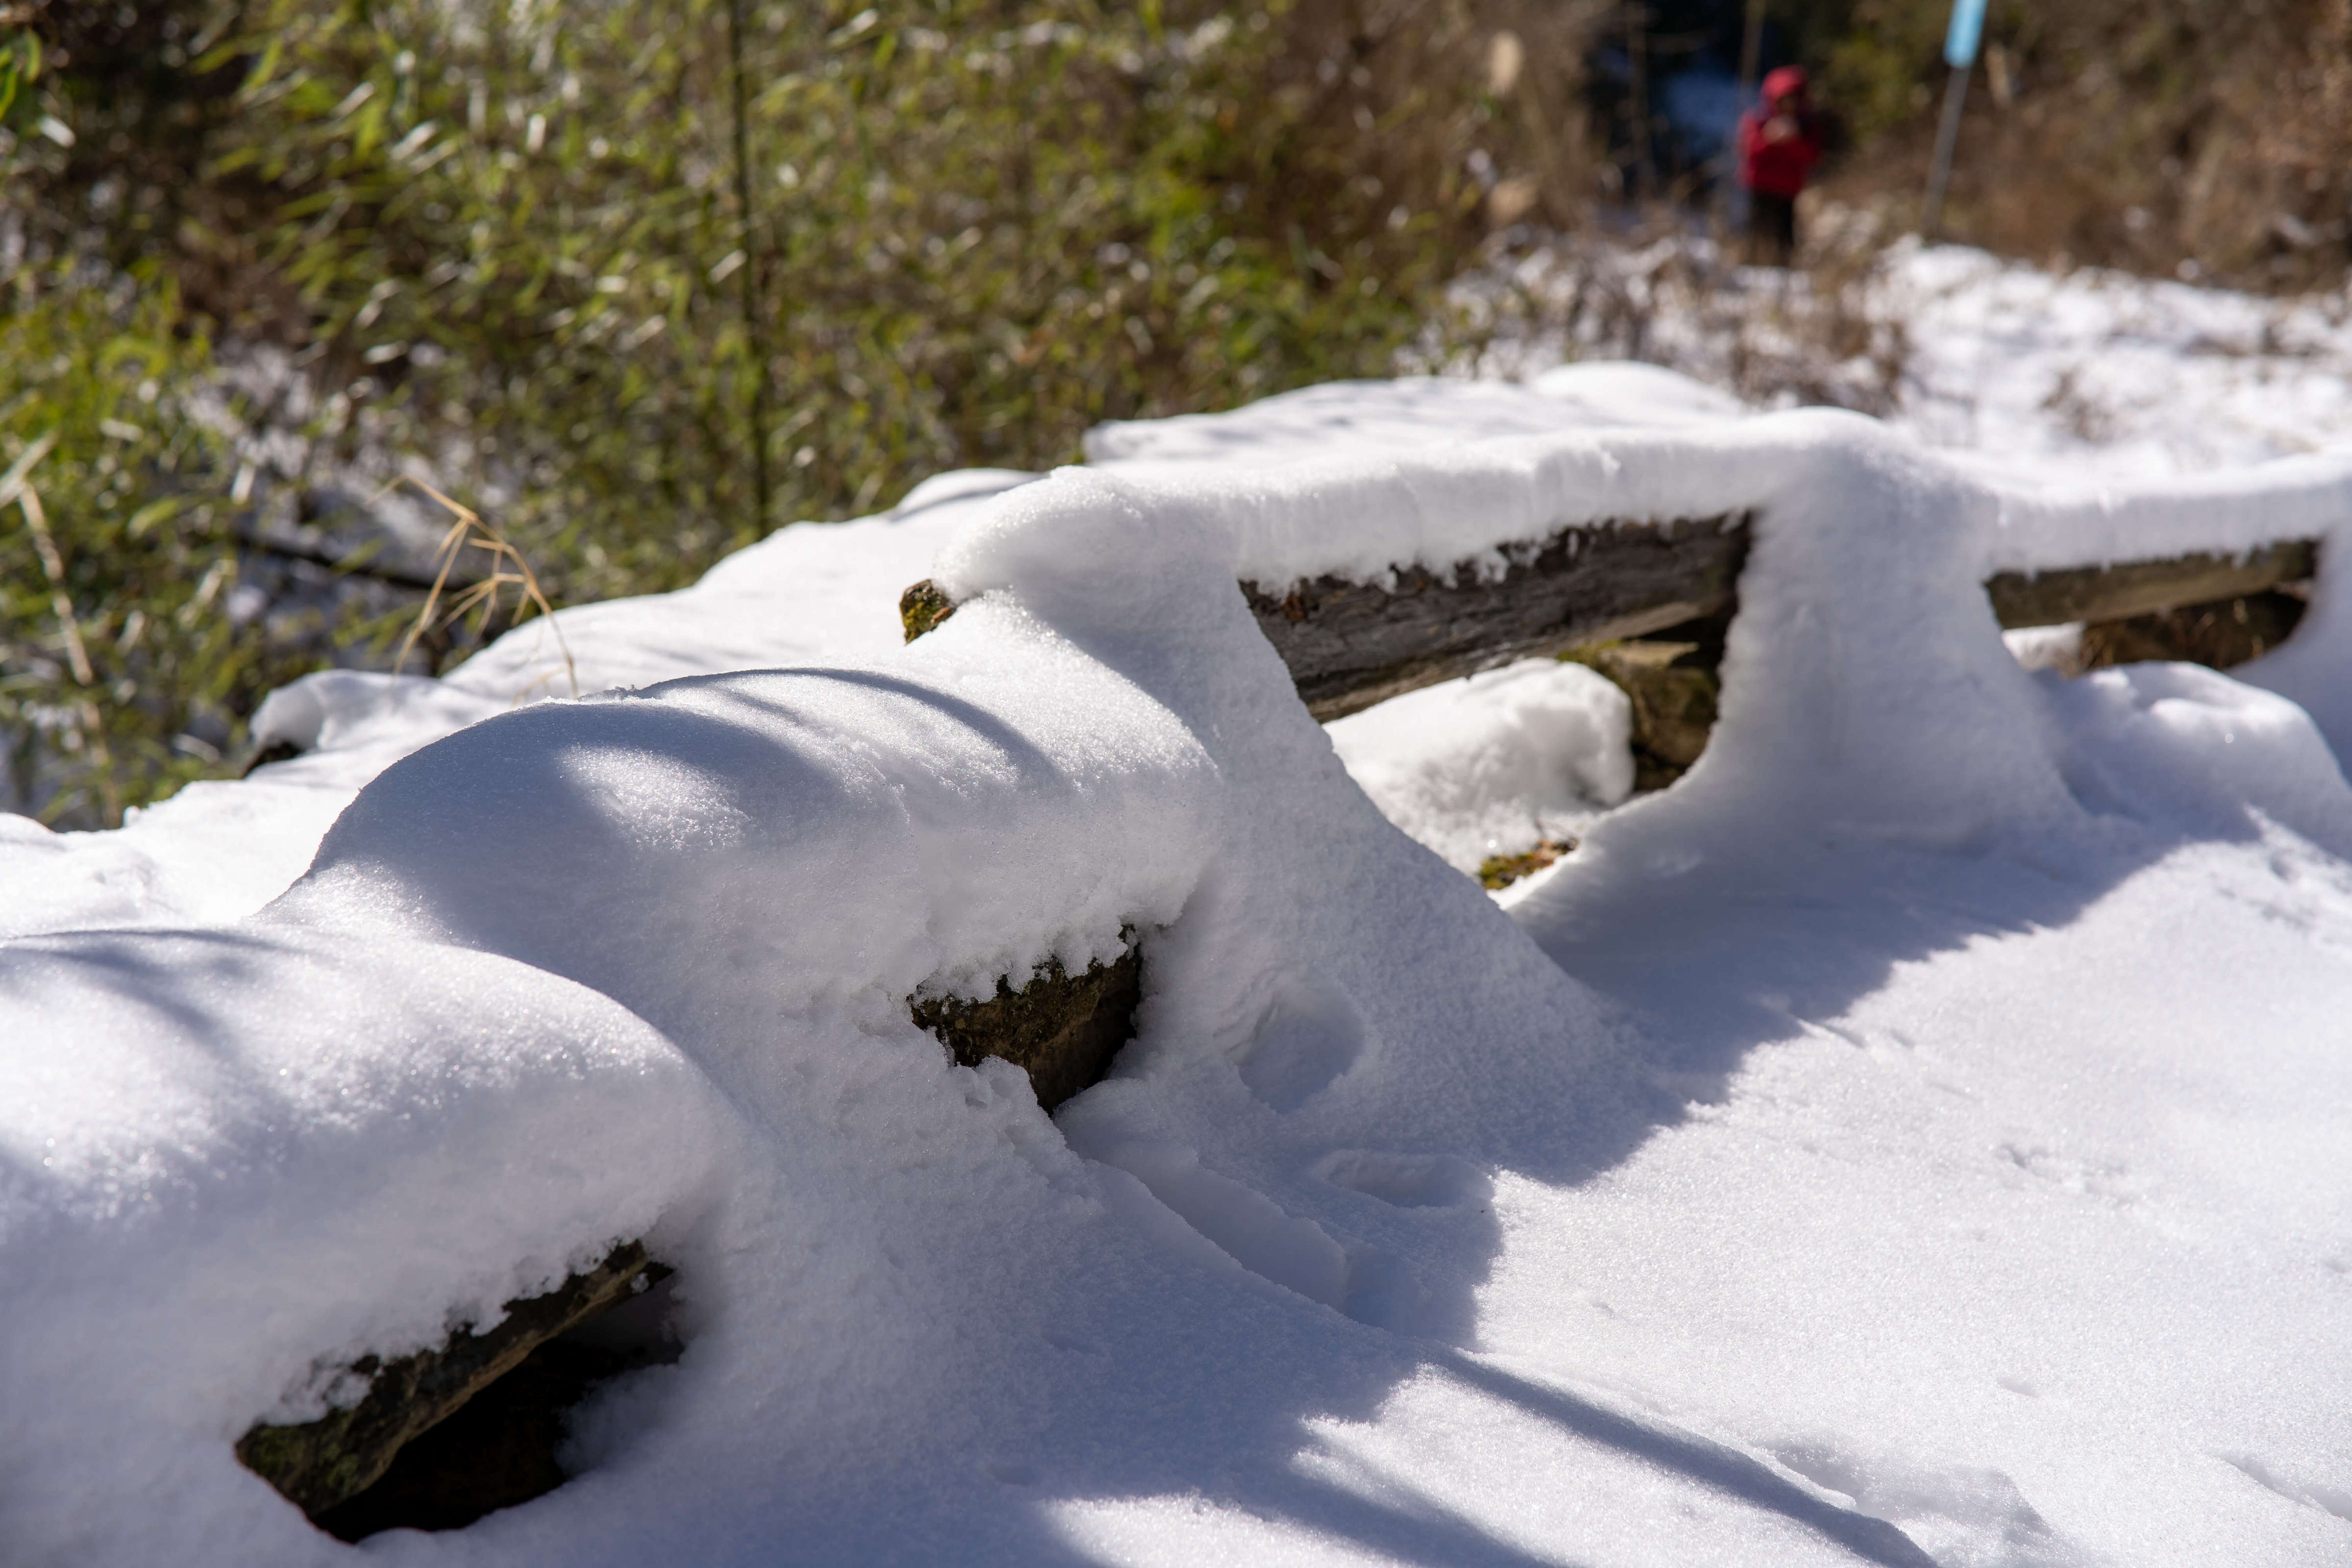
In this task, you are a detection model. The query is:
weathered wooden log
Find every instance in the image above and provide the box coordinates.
[1241,517,1753,721]
[236,1241,666,1524]
[1984,540,2318,631]
[910,940,1144,1112]
[897,527,2324,825]
[904,529,2321,710]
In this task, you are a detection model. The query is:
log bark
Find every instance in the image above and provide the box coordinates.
[2077,589,2308,673]
[1984,541,2318,630]
[899,529,2323,796]
[1242,516,1753,721]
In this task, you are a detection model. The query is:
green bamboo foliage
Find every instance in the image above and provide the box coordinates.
[4,0,1577,824]
[203,0,1475,600]
[0,275,314,825]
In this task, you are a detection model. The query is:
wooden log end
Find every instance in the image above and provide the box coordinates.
[236,1241,667,1524]
[900,579,959,642]
[910,936,1144,1111]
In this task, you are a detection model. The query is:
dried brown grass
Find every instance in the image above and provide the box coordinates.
[1815,0,2352,291]
[391,479,577,699]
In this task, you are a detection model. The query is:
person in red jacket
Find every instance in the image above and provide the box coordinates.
[1737,65,1825,267]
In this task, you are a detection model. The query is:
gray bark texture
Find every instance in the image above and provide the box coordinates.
[904,530,2320,705]
[900,525,2323,804]
[1242,516,1753,721]
[1984,541,2318,630]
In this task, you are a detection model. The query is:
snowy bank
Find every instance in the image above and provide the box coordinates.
[3,366,2350,1566]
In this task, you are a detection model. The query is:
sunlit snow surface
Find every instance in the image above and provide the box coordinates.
[1323,659,1633,873]
[3,254,2351,1567]
[1884,245,2352,481]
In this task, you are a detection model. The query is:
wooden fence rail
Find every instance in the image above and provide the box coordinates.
[881,517,2328,1143]
[904,522,2321,725]
[1242,516,1753,721]
[1983,540,2317,630]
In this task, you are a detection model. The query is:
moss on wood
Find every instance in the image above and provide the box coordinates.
[1565,633,1724,793]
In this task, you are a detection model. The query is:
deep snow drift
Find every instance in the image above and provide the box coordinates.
[4,257,2352,1568]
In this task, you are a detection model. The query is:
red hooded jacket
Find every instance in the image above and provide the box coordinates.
[1737,65,1823,198]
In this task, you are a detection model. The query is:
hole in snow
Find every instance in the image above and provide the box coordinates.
[1559,605,1731,796]
[1234,981,1371,1111]
[1323,605,1735,888]
[1311,1150,1492,1209]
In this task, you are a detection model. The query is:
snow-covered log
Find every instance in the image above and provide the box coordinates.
[1239,517,1749,721]
[908,522,2322,727]
[898,514,1750,725]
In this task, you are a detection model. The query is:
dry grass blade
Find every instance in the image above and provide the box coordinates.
[7,430,122,822]
[390,478,579,698]
[5,435,93,687]
[0,428,61,512]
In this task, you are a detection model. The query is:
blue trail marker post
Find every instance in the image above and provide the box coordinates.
[1922,0,1987,239]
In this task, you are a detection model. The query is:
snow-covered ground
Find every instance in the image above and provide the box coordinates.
[4,250,2351,1567]
[1461,234,2352,483]
[1882,246,2352,480]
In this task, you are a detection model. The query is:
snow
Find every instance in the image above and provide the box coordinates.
[1323,659,1632,872]
[3,250,2351,1566]
[0,467,1033,941]
[1884,245,2352,481]
[1452,234,2352,485]
[1082,363,1747,468]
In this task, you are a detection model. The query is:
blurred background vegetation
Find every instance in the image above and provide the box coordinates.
[3,0,2346,826]
[1797,0,2352,285]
